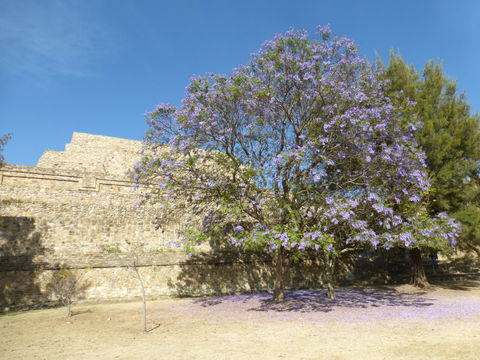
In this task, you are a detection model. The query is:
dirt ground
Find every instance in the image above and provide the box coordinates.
[1,282,480,360]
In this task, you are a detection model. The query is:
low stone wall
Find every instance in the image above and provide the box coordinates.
[5,132,463,310]
[0,166,389,309]
[0,133,176,307]
[0,251,333,308]
[1,133,331,308]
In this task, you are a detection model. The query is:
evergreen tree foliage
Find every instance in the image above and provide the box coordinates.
[383,52,480,254]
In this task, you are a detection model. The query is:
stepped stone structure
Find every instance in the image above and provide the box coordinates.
[3,132,477,310]
[37,132,144,176]
[1,133,308,308]
[2,132,441,309]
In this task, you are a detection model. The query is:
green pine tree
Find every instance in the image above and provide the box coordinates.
[382,52,480,285]
[417,62,480,218]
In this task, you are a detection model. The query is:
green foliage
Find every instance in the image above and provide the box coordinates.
[0,133,12,165]
[383,52,480,251]
[453,205,480,255]
[103,246,122,254]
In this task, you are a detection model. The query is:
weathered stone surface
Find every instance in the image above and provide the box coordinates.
[37,132,143,177]
[5,132,440,310]
[1,133,305,308]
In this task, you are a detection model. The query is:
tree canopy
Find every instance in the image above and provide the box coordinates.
[382,52,480,254]
[135,27,459,301]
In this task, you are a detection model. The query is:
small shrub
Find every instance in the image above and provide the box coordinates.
[104,246,122,254]
[46,268,90,317]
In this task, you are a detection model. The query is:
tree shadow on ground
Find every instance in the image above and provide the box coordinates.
[146,323,161,333]
[429,278,480,291]
[193,288,435,313]
[69,308,92,316]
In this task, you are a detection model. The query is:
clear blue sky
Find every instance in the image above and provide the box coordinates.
[1,0,479,166]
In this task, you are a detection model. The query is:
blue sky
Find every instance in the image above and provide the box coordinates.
[1,0,479,166]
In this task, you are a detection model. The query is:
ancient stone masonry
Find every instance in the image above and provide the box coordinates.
[1,133,177,257]
[2,132,424,309]
[0,133,289,308]
[36,132,144,176]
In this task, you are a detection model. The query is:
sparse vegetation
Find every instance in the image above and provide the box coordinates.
[46,268,91,317]
[0,133,12,166]
[118,240,149,332]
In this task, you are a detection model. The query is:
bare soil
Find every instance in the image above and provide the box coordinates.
[1,282,480,360]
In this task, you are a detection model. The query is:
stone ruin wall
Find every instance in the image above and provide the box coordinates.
[3,132,408,309]
[1,132,177,256]
[2,133,328,309]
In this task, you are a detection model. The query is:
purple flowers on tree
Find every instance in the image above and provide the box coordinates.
[134,26,460,301]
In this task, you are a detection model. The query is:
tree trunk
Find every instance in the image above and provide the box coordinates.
[66,301,72,317]
[324,254,336,300]
[410,248,429,287]
[133,267,148,332]
[273,248,287,302]
[326,281,335,300]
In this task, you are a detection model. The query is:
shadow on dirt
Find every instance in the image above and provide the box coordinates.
[429,278,480,291]
[193,288,435,313]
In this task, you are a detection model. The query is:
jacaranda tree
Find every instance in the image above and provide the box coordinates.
[135,26,459,301]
